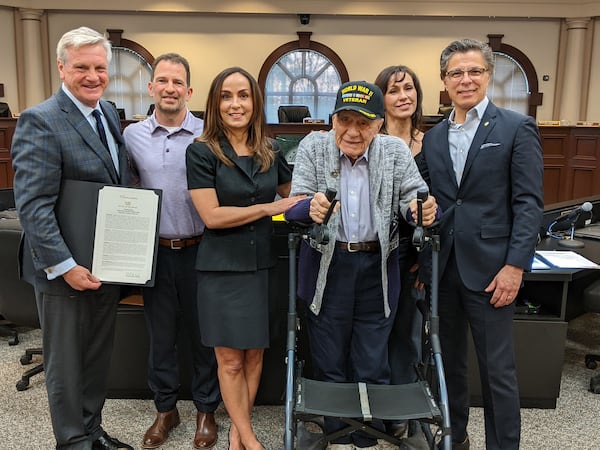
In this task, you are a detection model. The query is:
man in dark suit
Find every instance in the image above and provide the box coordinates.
[11,27,133,450]
[421,39,544,450]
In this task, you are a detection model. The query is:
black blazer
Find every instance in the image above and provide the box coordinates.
[186,136,292,272]
[421,102,544,291]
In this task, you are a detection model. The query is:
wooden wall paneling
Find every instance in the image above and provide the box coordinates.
[0,162,9,188]
[1,120,600,203]
[570,166,595,199]
[542,166,564,204]
[539,127,570,202]
[0,120,15,188]
[569,130,600,199]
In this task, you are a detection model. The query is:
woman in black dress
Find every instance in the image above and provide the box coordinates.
[186,67,304,450]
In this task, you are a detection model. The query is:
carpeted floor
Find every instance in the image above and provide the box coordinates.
[1,312,599,449]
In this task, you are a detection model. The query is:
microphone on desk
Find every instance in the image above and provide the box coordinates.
[548,201,594,249]
[554,202,593,224]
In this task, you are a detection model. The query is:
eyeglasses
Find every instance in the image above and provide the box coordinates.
[445,67,488,80]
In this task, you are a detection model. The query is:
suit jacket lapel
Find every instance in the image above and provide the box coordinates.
[57,91,120,183]
[100,101,125,183]
[435,120,459,192]
[100,103,123,146]
[461,103,497,184]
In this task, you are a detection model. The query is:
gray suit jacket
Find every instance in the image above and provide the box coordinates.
[421,102,544,290]
[11,88,128,295]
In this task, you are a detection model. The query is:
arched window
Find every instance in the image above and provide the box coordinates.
[488,53,530,115]
[103,30,154,119]
[439,34,543,118]
[258,32,349,123]
[487,34,543,118]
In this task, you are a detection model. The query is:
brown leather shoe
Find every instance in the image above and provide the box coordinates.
[193,412,218,449]
[142,408,181,449]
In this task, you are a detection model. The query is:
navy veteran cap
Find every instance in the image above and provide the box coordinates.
[332,81,384,120]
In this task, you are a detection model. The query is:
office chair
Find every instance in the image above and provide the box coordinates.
[583,281,600,393]
[0,189,18,343]
[0,216,44,391]
[0,102,12,118]
[277,105,311,123]
[0,188,15,211]
[437,105,453,119]
[105,100,126,120]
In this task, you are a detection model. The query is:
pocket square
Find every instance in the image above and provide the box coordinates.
[480,142,501,149]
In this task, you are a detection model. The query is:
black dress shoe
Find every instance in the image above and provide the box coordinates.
[92,432,134,450]
[387,421,408,438]
[437,435,470,450]
[452,436,470,450]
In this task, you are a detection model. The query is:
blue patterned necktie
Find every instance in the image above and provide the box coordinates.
[91,109,109,151]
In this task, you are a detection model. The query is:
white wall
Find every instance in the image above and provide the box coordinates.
[44,12,563,119]
[0,9,585,120]
[0,7,18,114]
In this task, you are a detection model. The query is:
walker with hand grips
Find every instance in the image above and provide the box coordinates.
[283,188,451,449]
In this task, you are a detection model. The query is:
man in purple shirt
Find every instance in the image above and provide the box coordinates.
[124,53,220,449]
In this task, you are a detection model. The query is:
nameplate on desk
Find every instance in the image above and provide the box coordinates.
[534,250,600,270]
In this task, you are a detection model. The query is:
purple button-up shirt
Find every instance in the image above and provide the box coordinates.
[124,110,205,239]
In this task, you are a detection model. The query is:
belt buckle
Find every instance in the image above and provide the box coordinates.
[347,242,359,253]
[169,239,182,250]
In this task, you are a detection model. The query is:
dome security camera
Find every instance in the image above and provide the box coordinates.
[299,14,310,25]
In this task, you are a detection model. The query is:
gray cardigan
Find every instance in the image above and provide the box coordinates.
[289,130,428,317]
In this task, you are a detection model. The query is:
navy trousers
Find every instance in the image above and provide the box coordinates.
[439,250,520,450]
[143,244,220,413]
[389,238,423,386]
[305,248,396,448]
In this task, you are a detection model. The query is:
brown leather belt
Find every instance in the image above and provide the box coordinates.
[336,240,380,253]
[158,235,202,250]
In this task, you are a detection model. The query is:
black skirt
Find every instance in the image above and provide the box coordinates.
[197,269,269,349]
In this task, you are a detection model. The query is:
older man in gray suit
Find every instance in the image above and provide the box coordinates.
[11,27,133,450]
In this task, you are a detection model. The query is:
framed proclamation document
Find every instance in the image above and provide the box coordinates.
[55,179,162,287]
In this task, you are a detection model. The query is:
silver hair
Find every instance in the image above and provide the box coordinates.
[439,38,494,79]
[56,26,112,64]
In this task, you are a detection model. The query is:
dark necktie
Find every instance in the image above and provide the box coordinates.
[91,109,110,151]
